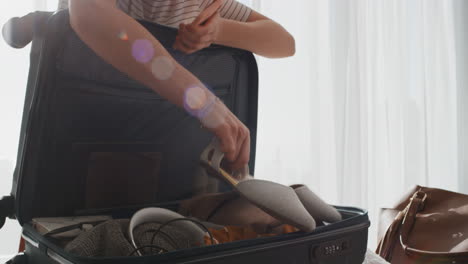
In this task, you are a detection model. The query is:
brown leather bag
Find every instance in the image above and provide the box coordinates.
[376,186,468,263]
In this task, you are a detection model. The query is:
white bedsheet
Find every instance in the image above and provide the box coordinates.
[365,249,389,264]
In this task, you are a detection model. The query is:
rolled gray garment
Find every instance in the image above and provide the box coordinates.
[237,180,316,232]
[200,139,317,232]
[291,184,342,223]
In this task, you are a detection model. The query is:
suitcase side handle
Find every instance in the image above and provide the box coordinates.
[2,12,53,49]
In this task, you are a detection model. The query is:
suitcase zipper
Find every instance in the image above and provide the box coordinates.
[22,232,72,264]
[21,233,39,248]
[21,219,369,263]
[179,221,370,263]
[47,248,73,264]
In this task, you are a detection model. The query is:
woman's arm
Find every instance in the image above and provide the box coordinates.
[69,0,250,170]
[216,11,295,58]
[70,0,196,107]
[174,7,295,58]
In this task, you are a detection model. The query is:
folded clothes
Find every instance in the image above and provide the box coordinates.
[65,219,133,257]
[179,191,286,234]
[65,219,202,257]
[204,225,299,245]
[32,215,112,248]
[178,186,341,234]
[64,218,294,257]
[61,184,340,257]
[33,215,112,239]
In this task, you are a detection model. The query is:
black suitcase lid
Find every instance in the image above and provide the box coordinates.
[4,10,259,225]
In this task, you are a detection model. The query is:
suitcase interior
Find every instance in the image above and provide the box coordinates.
[3,11,370,264]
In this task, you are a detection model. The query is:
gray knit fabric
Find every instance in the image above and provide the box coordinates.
[65,219,133,257]
[65,219,203,257]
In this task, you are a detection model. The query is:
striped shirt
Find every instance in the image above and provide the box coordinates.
[58,0,252,28]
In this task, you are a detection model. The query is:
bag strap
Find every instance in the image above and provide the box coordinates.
[399,191,468,260]
[376,205,408,261]
[398,191,427,254]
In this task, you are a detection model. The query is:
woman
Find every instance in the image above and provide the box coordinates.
[66,0,295,171]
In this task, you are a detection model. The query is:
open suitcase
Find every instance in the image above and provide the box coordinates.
[1,10,370,264]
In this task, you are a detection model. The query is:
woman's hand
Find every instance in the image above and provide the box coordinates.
[202,99,250,171]
[184,87,250,171]
[173,0,223,54]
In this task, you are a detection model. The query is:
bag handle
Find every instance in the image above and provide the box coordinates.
[399,191,468,260]
[376,208,407,261]
[376,191,425,261]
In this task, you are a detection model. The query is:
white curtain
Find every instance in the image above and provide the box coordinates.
[254,0,464,248]
[0,0,58,259]
[1,4,31,259]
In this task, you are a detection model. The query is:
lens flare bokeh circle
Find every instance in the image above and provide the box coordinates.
[151,56,175,80]
[132,39,154,63]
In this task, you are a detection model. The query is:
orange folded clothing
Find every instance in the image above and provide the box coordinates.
[204,225,299,245]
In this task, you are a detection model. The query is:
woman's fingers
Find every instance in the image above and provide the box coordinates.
[216,113,250,170]
[218,115,237,162]
[200,10,220,28]
[174,23,212,54]
[174,36,207,54]
[196,94,251,171]
[173,36,193,53]
[192,0,222,26]
[230,126,250,171]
